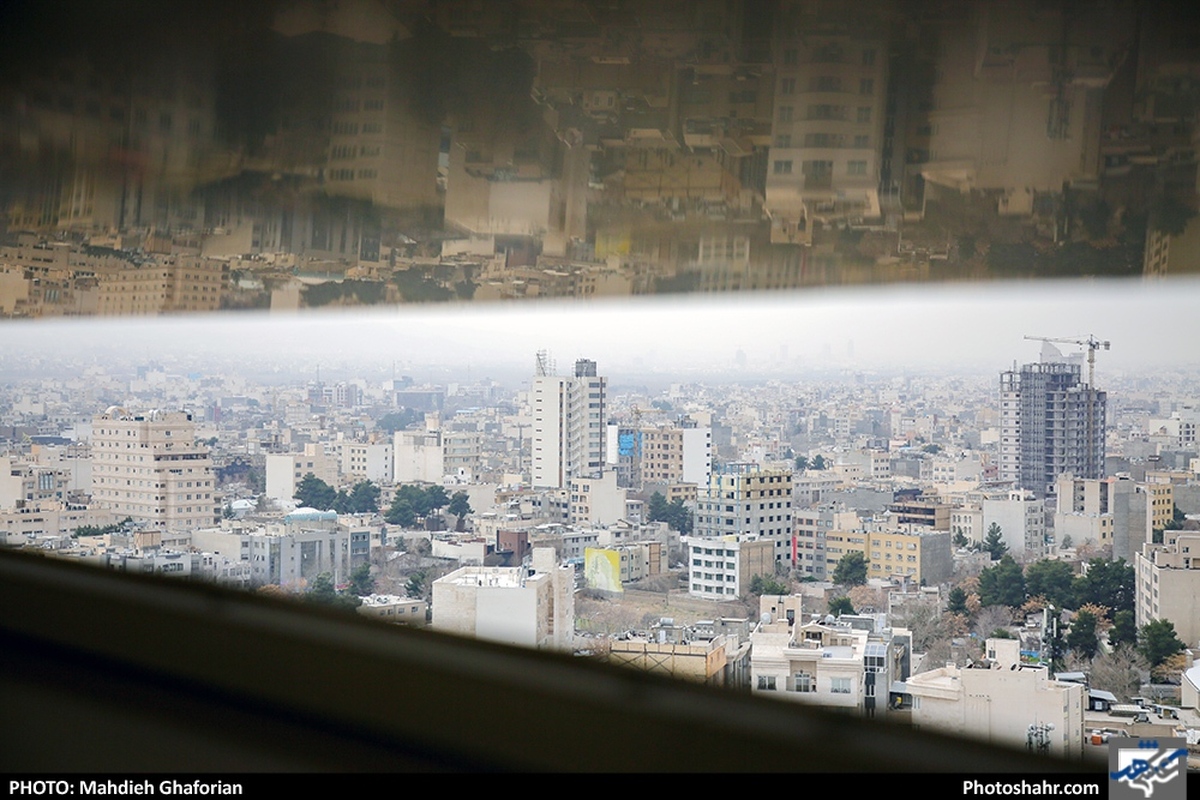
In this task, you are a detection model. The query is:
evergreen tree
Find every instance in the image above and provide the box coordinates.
[448,491,473,518]
[978,555,1025,607]
[1073,559,1135,619]
[829,596,855,616]
[1138,619,1185,668]
[348,563,375,596]
[1067,610,1099,660]
[295,473,337,510]
[983,523,1007,560]
[647,491,670,523]
[1024,559,1075,609]
[1109,610,1138,648]
[947,586,969,616]
[832,551,868,586]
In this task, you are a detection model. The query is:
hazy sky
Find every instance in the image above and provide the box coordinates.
[2,277,1197,381]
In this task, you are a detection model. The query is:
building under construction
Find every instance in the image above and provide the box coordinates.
[1000,357,1107,497]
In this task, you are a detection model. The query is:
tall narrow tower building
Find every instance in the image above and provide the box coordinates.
[530,354,606,489]
[1000,359,1106,496]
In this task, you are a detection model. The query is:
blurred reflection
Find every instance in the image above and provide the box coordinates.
[0,0,1197,318]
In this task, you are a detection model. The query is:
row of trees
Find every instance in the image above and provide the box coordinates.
[295,474,380,514]
[385,483,472,528]
[293,474,474,529]
[974,556,1136,618]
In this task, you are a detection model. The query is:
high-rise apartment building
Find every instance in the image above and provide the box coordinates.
[530,355,606,489]
[91,408,219,531]
[1000,361,1106,496]
[694,463,794,564]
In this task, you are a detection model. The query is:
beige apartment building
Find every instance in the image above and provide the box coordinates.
[906,639,1085,760]
[91,408,219,531]
[1135,531,1200,649]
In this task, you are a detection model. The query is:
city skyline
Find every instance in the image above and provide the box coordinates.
[2,277,1198,385]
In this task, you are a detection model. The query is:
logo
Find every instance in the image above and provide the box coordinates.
[1108,738,1188,800]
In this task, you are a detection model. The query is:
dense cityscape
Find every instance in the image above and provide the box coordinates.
[1,0,1199,775]
[1,288,1199,766]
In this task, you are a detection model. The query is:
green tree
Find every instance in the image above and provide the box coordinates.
[307,572,338,603]
[832,551,868,586]
[947,586,969,616]
[1138,619,1185,668]
[448,491,473,518]
[647,491,670,523]
[828,596,855,616]
[794,455,809,471]
[1067,610,1099,660]
[953,528,969,548]
[978,554,1025,608]
[426,484,450,511]
[1024,559,1075,609]
[385,494,417,527]
[349,481,381,513]
[348,563,375,596]
[1109,610,1138,648]
[1073,559,1135,620]
[295,473,336,510]
[983,523,1007,561]
[811,454,827,470]
[665,498,694,534]
[406,570,427,598]
[749,574,788,595]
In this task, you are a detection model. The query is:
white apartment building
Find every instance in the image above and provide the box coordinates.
[905,639,1084,760]
[530,356,605,489]
[695,463,794,564]
[750,619,902,719]
[336,440,393,484]
[684,535,775,600]
[982,490,1046,559]
[1135,532,1200,649]
[192,510,351,588]
[265,443,339,503]
[568,471,627,527]
[431,547,575,651]
[90,408,218,531]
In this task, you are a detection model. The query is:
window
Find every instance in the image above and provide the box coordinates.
[848,160,867,175]
[862,49,877,66]
[778,106,793,123]
[857,107,872,124]
[780,77,796,95]
[860,78,874,95]
[794,672,813,692]
[773,160,793,175]
[783,49,798,65]
[854,135,870,148]
[757,676,777,691]
[831,677,851,694]
[812,76,841,92]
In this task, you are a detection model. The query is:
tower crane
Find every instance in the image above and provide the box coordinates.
[1024,334,1110,480]
[1023,334,1110,389]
